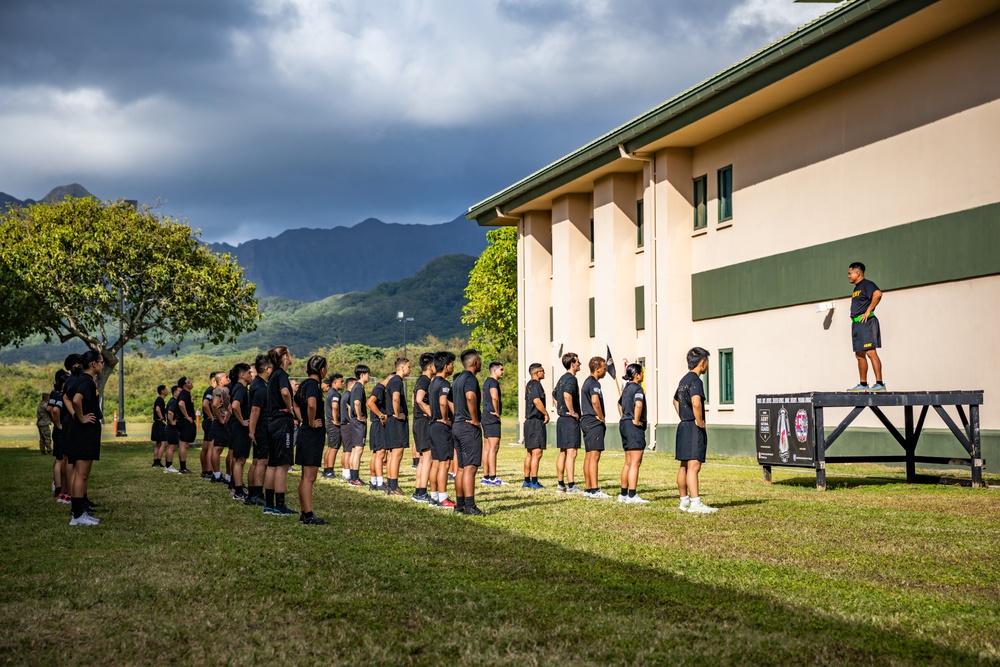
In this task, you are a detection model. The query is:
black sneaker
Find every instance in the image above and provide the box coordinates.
[464,506,486,517]
[179,469,195,475]
[233,492,247,501]
[200,472,212,479]
[369,482,378,491]
[300,514,327,525]
[250,495,267,507]
[152,462,163,468]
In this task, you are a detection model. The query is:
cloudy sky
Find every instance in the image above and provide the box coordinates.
[0,0,834,243]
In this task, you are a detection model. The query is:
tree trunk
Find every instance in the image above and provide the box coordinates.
[96,348,118,419]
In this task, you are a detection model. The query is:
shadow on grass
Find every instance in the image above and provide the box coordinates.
[774,474,914,490]
[0,443,988,665]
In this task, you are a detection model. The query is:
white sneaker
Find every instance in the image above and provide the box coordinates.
[616,494,628,503]
[493,478,505,486]
[164,465,180,474]
[566,486,585,495]
[556,485,567,493]
[69,513,99,526]
[593,490,612,499]
[679,498,691,511]
[583,491,599,499]
[687,500,719,514]
[626,495,650,505]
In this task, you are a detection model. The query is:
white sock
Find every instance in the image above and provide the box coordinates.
[213,472,221,479]
[342,470,350,479]
[431,491,439,501]
[680,495,689,502]
[439,493,448,501]
[690,497,700,504]
[225,474,231,482]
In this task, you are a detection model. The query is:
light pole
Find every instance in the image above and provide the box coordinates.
[397,311,415,359]
[116,199,138,437]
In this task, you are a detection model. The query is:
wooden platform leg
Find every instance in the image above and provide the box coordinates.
[904,405,915,483]
[762,465,772,484]
[971,404,983,489]
[815,407,826,491]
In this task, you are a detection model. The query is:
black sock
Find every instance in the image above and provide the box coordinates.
[455,496,465,511]
[621,487,628,497]
[531,477,538,484]
[71,497,84,519]
[252,486,262,498]
[628,489,636,498]
[389,478,398,490]
[558,480,566,488]
[466,493,475,508]
[301,511,313,519]
[55,486,61,495]
[568,481,575,488]
[265,489,275,506]
[524,476,530,483]
[412,457,419,466]
[351,469,359,481]
[860,382,868,386]
[235,485,243,495]
[417,487,426,495]
[179,461,187,471]
[276,492,285,507]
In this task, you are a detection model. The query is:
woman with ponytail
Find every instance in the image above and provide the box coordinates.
[228,363,253,500]
[617,363,650,505]
[264,345,296,515]
[294,355,328,525]
[69,350,104,525]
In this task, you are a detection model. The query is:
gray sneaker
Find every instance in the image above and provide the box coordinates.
[566,486,585,495]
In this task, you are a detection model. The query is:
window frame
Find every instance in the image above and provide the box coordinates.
[693,175,708,231]
[718,165,733,223]
[719,348,734,405]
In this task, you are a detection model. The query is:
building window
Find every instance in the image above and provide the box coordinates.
[589,218,595,262]
[693,175,707,230]
[634,286,645,330]
[718,166,733,223]
[549,306,554,343]
[588,297,596,338]
[719,348,734,404]
[636,199,644,248]
[700,369,710,406]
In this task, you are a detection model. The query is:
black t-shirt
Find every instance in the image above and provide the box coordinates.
[77,373,103,422]
[63,373,82,406]
[581,376,604,418]
[202,387,215,419]
[482,377,501,424]
[340,388,352,422]
[350,382,367,419]
[249,377,268,424]
[370,382,388,417]
[525,379,545,420]
[428,376,452,421]
[177,389,194,423]
[298,378,324,430]
[386,374,407,418]
[153,396,166,422]
[452,370,481,423]
[850,278,880,318]
[673,372,704,423]
[325,387,340,425]
[267,367,293,422]
[166,397,178,424]
[48,390,66,427]
[230,383,249,422]
[554,372,581,416]
[619,381,646,428]
[413,375,431,420]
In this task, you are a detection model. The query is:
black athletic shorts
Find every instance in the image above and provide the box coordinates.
[675,420,707,462]
[349,419,367,450]
[453,421,483,468]
[523,418,546,450]
[252,425,269,460]
[619,420,647,451]
[179,420,197,443]
[852,317,882,353]
[230,421,252,459]
[482,419,501,440]
[413,416,431,453]
[556,415,581,450]
[165,424,180,446]
[369,419,386,451]
[326,424,342,450]
[267,417,295,467]
[340,423,353,451]
[150,421,165,443]
[385,416,409,450]
[295,427,325,467]
[212,420,230,448]
[581,416,605,452]
[429,421,454,462]
[202,418,215,441]
[67,422,101,463]
[52,427,64,459]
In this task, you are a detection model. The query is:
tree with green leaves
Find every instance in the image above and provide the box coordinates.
[462,225,517,355]
[0,197,260,396]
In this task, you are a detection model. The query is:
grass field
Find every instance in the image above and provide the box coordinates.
[1,429,998,666]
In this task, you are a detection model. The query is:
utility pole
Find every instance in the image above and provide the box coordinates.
[397,311,414,360]
[116,199,138,437]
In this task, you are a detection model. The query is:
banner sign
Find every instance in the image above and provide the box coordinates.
[755,395,817,467]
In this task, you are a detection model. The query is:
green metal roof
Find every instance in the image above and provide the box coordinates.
[467,0,938,225]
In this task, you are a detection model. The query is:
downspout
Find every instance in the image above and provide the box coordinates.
[495,207,525,444]
[618,144,659,452]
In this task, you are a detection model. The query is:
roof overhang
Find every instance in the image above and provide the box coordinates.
[467,0,1000,226]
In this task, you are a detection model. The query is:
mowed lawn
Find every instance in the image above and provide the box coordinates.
[1,433,998,666]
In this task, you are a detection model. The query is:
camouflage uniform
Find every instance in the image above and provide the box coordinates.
[36,400,52,455]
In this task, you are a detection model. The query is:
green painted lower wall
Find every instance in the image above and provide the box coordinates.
[692,202,1000,320]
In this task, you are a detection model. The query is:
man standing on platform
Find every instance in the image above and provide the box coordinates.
[847,262,886,392]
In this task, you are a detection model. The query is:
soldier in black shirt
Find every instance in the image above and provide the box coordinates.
[522,363,548,488]
[428,351,456,509]
[294,355,328,525]
[367,376,390,491]
[264,346,296,515]
[228,363,253,500]
[481,361,504,485]
[200,372,220,478]
[246,355,272,505]
[346,365,371,486]
[163,386,181,472]
[554,352,583,494]
[322,374,344,479]
[151,385,167,468]
[69,350,104,525]
[617,363,649,504]
[175,376,196,474]
[339,378,356,482]
[451,349,484,516]
[581,357,610,498]
[410,353,435,502]
[847,262,885,392]
[384,358,411,496]
[674,347,717,513]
